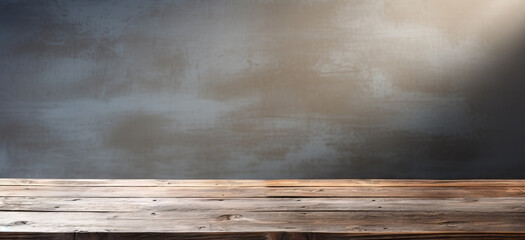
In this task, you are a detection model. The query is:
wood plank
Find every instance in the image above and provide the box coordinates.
[0,185,523,198]
[0,179,523,238]
[1,179,524,187]
[0,211,524,232]
[2,232,525,240]
[1,197,523,212]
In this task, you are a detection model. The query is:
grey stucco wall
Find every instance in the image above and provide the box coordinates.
[1,0,525,178]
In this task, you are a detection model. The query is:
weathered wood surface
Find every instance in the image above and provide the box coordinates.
[0,179,524,239]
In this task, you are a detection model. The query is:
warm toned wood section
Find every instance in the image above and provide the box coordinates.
[0,179,524,239]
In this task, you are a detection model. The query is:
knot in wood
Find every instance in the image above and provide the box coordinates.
[216,214,243,221]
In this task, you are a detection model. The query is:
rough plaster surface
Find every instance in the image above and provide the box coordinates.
[1,0,525,178]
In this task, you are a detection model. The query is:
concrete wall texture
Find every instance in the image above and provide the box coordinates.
[1,0,525,178]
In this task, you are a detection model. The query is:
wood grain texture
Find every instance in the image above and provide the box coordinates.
[0,179,524,239]
[1,186,524,198]
[2,179,525,187]
[2,232,525,240]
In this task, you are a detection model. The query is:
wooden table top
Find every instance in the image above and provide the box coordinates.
[0,179,524,239]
